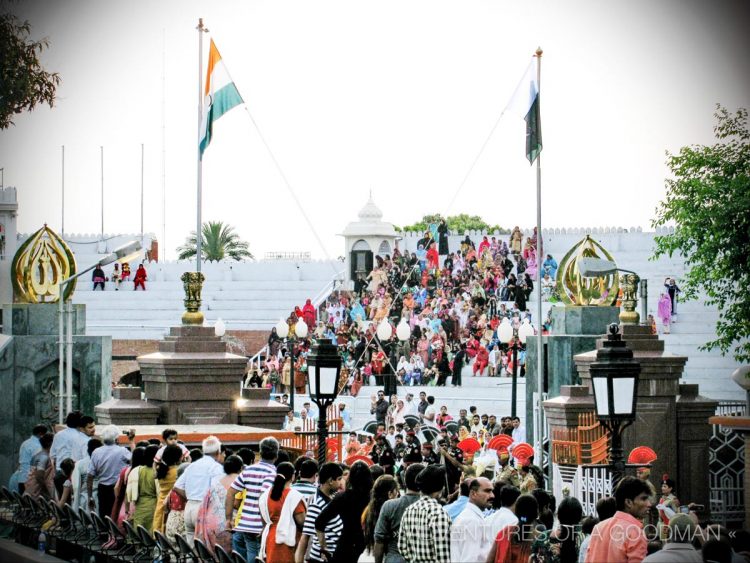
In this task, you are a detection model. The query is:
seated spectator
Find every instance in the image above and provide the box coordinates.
[134,263,147,290]
[92,263,106,290]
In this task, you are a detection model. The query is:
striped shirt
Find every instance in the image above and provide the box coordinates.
[230,461,277,534]
[291,480,318,506]
[302,489,343,562]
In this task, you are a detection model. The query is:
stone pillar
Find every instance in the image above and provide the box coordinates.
[576,324,687,491]
[675,384,717,509]
[0,303,111,487]
[526,306,619,446]
[237,387,290,429]
[138,325,247,425]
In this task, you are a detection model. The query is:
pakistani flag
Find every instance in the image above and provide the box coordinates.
[199,40,244,157]
[506,58,542,164]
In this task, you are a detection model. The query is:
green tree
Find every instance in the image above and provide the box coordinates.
[0,12,60,129]
[398,213,508,235]
[177,221,254,261]
[652,105,750,362]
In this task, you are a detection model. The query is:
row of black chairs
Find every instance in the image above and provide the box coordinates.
[1,487,247,563]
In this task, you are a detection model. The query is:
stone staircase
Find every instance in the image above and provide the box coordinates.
[72,261,343,339]
[291,365,528,431]
[66,229,745,402]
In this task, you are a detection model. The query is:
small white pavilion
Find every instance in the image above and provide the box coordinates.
[339,196,400,290]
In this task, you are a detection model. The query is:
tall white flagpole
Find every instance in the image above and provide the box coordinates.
[61,145,65,236]
[140,143,145,250]
[100,146,104,241]
[534,47,545,471]
[196,18,208,272]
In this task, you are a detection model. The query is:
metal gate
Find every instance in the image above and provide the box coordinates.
[709,401,746,527]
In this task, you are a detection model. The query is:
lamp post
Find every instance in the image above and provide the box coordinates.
[498,317,535,418]
[57,240,142,422]
[275,317,309,415]
[307,338,343,467]
[589,323,641,485]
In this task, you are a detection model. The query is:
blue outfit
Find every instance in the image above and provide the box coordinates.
[349,302,366,324]
[444,495,468,520]
[543,257,558,279]
[8,435,41,492]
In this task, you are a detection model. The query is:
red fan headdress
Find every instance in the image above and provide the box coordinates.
[457,437,482,455]
[512,442,534,462]
[627,446,657,465]
[488,434,513,451]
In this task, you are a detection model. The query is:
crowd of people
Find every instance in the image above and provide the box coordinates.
[91,261,148,290]
[8,408,749,563]
[246,227,557,397]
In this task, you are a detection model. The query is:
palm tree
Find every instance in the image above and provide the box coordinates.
[176,221,254,261]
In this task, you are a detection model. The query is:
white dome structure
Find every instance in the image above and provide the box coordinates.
[339,195,400,289]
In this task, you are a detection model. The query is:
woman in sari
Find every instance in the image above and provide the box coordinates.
[113,446,146,530]
[259,462,305,563]
[195,455,243,556]
[131,445,158,532]
[350,368,363,397]
[152,444,183,534]
[658,292,672,334]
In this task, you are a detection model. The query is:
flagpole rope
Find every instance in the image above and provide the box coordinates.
[443,110,506,217]
[242,106,340,277]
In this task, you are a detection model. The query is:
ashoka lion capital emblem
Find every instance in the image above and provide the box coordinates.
[181,271,205,325]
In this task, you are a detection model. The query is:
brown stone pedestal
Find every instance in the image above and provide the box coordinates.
[138,325,248,425]
[573,324,717,508]
[95,386,161,426]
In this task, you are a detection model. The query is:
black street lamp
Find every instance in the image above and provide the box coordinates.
[307,338,343,467]
[589,324,641,485]
[275,317,309,415]
[498,316,535,417]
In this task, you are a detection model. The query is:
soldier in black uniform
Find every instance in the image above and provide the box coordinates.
[393,434,406,462]
[441,434,465,495]
[370,434,396,475]
[421,443,440,466]
[403,430,422,459]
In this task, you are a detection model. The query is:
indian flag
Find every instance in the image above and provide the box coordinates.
[199,40,244,157]
[505,57,542,164]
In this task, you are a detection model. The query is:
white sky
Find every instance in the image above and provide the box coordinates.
[2,0,749,260]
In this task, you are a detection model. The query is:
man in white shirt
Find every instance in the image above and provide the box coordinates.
[423,396,438,427]
[403,393,418,416]
[511,416,526,443]
[173,436,225,545]
[450,477,494,562]
[486,484,520,540]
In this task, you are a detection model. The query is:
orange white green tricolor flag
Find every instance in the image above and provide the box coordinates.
[199,39,244,157]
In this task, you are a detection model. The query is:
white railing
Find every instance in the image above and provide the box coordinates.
[247,344,269,375]
[552,463,613,517]
[312,270,346,320]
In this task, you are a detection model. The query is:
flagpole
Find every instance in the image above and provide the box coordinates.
[61,145,65,237]
[101,146,104,241]
[534,46,545,473]
[196,18,208,273]
[140,143,145,250]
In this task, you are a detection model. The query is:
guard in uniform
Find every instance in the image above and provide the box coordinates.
[421,443,440,466]
[496,447,520,487]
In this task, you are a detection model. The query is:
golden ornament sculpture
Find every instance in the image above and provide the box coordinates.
[181,271,205,325]
[618,272,641,325]
[555,235,619,306]
[11,224,77,303]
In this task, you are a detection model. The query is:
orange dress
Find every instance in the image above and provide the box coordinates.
[265,488,305,563]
